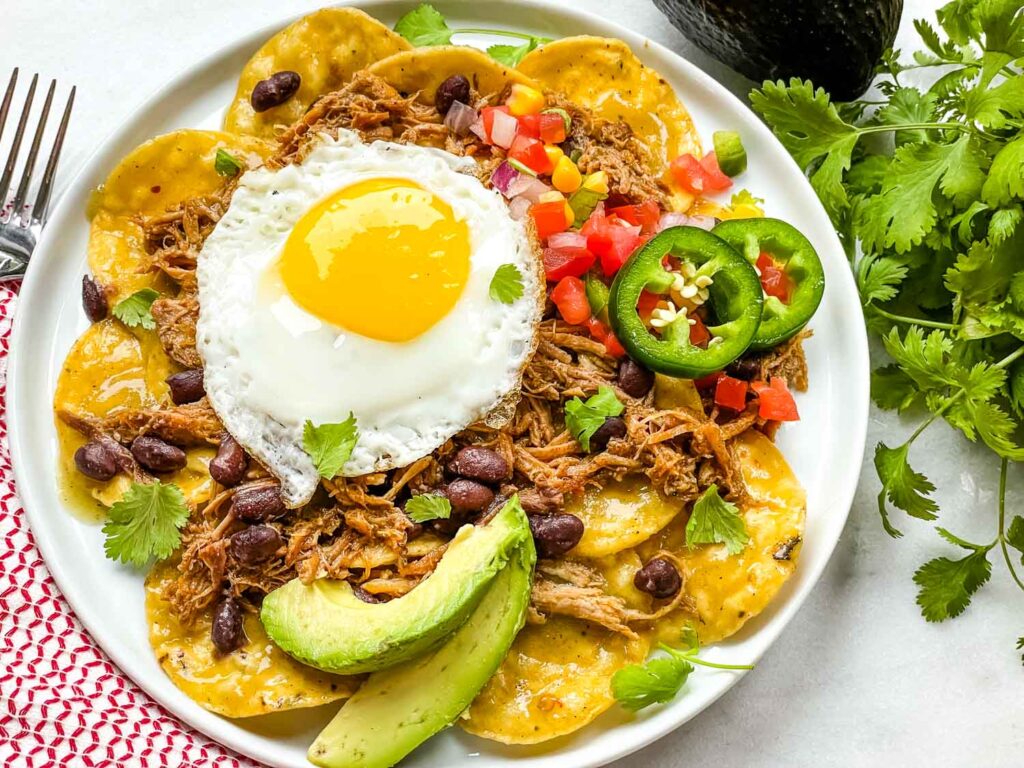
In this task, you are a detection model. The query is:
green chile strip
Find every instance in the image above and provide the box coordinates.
[608,226,763,378]
[712,218,825,350]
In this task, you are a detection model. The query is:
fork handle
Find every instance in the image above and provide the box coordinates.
[0,248,28,281]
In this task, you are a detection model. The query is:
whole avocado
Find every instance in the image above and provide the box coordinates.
[653,0,903,99]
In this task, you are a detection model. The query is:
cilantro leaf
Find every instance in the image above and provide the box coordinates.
[1006,515,1024,563]
[963,76,1024,128]
[981,134,1024,206]
[214,148,243,177]
[858,254,908,305]
[881,327,955,392]
[488,38,539,67]
[303,414,359,479]
[871,364,921,412]
[393,3,453,46]
[405,493,452,523]
[564,386,624,452]
[611,655,692,711]
[489,263,524,304]
[874,441,938,537]
[112,288,160,330]
[875,88,937,146]
[102,480,189,567]
[914,530,993,621]
[686,484,749,555]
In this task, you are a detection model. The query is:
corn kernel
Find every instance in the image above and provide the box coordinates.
[538,190,565,204]
[544,144,564,167]
[582,170,609,195]
[507,83,545,116]
[552,156,582,193]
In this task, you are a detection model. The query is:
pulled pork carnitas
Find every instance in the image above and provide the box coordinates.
[60,71,808,642]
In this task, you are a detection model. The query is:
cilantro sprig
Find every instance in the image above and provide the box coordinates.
[405,493,452,523]
[611,629,752,712]
[685,484,750,555]
[214,148,243,177]
[563,386,624,452]
[751,0,1024,654]
[112,288,160,330]
[489,263,524,303]
[394,4,551,66]
[103,480,190,567]
[303,414,359,479]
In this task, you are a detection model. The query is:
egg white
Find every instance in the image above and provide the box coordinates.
[196,131,540,506]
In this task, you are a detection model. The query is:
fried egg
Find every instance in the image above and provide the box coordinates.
[196,131,541,506]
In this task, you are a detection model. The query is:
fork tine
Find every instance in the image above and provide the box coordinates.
[0,73,38,212]
[12,79,55,218]
[0,69,18,148]
[31,85,75,226]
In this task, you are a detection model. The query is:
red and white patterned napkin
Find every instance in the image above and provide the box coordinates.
[0,282,261,767]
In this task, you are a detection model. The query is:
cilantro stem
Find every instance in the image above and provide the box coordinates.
[871,306,959,331]
[995,346,1024,370]
[659,643,755,671]
[996,457,1024,593]
[858,122,972,136]
[455,28,550,42]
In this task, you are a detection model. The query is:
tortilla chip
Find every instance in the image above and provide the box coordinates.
[642,430,806,644]
[463,553,648,744]
[518,36,700,207]
[146,560,360,718]
[564,476,682,558]
[224,8,412,138]
[89,129,270,300]
[367,46,535,105]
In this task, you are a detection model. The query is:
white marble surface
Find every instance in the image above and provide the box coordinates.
[2,1,1020,766]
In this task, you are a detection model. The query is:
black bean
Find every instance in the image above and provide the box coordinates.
[211,597,246,654]
[233,484,286,522]
[74,441,118,481]
[617,358,654,398]
[634,557,682,599]
[590,416,627,452]
[529,514,584,558]
[130,435,187,473]
[448,446,510,484]
[444,478,495,514]
[165,369,205,405]
[726,356,761,381]
[434,74,471,116]
[352,585,385,604]
[250,71,301,112]
[229,525,282,565]
[81,276,108,322]
[210,434,247,486]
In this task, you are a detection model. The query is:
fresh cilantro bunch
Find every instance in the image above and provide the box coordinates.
[751,0,1024,656]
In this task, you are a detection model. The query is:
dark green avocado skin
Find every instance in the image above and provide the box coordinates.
[653,0,903,99]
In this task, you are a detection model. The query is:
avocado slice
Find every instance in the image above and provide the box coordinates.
[261,497,530,675]
[307,535,536,768]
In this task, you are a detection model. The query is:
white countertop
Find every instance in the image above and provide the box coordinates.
[2,1,1020,765]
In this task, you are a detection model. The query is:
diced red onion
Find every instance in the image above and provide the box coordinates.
[506,175,551,203]
[469,118,487,142]
[490,161,520,196]
[444,100,478,136]
[508,196,532,220]
[548,231,588,249]
[490,110,518,149]
[657,212,716,232]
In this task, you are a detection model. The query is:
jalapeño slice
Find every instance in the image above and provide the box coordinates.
[608,226,763,378]
[712,218,825,350]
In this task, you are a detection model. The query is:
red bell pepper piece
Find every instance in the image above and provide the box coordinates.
[714,375,748,411]
[530,201,569,240]
[689,315,711,346]
[551,276,591,325]
[752,377,800,421]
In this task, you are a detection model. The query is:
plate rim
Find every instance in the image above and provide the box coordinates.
[7,1,870,766]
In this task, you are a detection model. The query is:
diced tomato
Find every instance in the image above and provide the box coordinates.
[714,375,748,411]
[530,201,570,239]
[689,314,711,346]
[585,219,643,276]
[509,135,554,175]
[752,377,799,421]
[517,113,541,139]
[670,152,733,195]
[608,201,661,234]
[756,252,793,303]
[542,246,595,281]
[699,152,733,193]
[551,276,591,325]
[604,332,626,357]
[539,113,567,144]
[637,289,661,321]
[694,370,724,391]
[585,317,626,358]
[481,105,511,143]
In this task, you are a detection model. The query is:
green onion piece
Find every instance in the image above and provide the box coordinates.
[712,130,747,177]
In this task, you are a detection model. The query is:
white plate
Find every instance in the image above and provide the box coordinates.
[7,2,870,766]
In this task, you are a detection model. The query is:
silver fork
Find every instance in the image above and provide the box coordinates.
[0,68,76,281]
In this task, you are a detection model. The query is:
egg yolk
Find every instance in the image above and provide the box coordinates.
[277,178,471,342]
